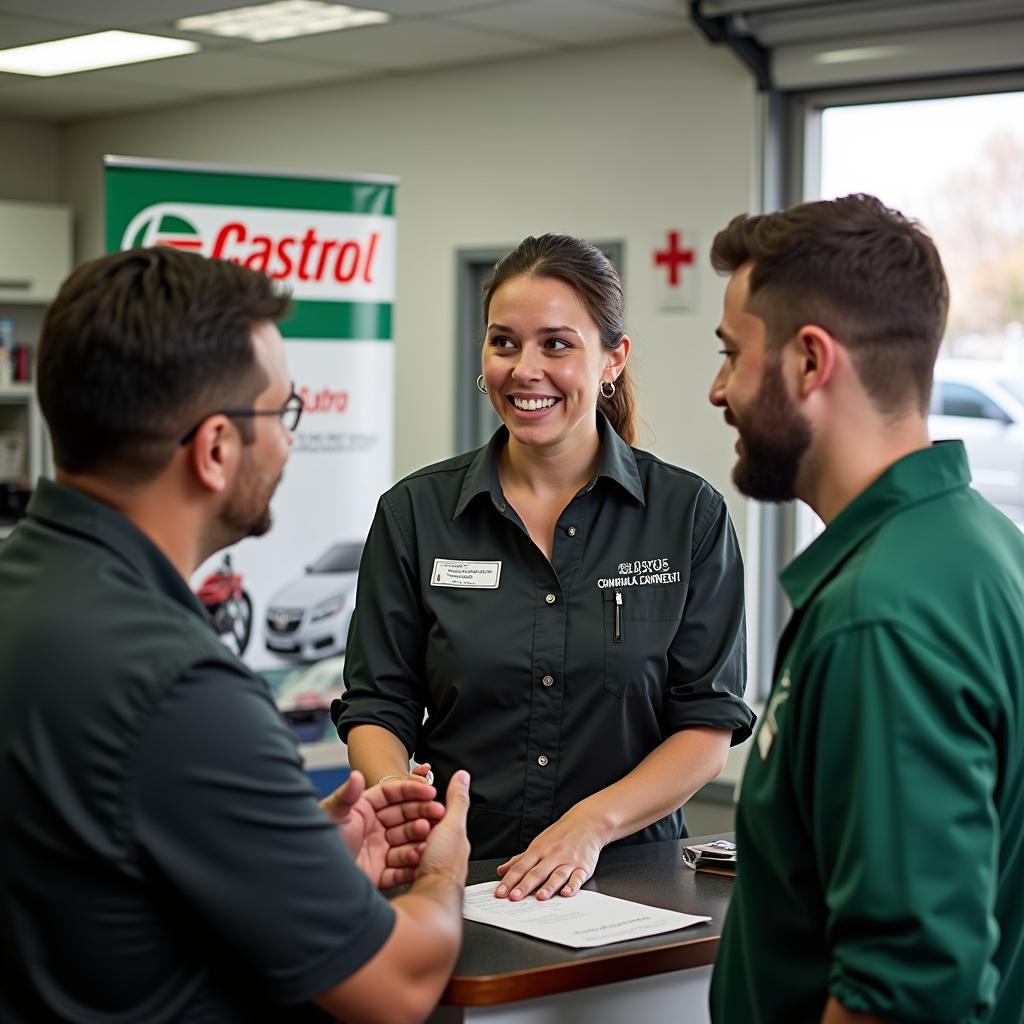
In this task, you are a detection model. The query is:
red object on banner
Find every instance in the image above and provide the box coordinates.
[654,230,695,286]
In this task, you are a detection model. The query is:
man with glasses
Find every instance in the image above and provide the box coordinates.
[0,247,471,1023]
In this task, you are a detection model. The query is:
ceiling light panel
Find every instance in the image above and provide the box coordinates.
[178,1,391,43]
[0,31,199,77]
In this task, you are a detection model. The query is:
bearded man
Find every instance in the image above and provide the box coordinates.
[708,194,1024,1024]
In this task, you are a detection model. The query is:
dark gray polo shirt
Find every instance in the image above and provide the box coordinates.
[336,416,753,858]
[0,480,394,1024]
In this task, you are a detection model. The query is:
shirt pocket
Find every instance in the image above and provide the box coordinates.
[603,586,686,698]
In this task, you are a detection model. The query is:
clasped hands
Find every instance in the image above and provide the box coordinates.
[320,765,443,889]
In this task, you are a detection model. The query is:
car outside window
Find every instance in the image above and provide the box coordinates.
[998,380,1024,406]
[938,382,1010,422]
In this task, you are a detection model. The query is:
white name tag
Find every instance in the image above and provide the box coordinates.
[431,558,502,589]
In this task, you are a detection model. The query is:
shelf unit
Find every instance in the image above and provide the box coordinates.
[0,304,50,494]
[0,381,45,478]
[0,200,71,537]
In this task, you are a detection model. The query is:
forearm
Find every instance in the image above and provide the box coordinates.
[313,871,464,1024]
[347,723,414,786]
[821,996,885,1024]
[580,727,731,844]
[382,871,465,1015]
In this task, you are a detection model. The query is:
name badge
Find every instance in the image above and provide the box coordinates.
[431,558,502,589]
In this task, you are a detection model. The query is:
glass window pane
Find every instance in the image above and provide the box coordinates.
[806,88,1024,535]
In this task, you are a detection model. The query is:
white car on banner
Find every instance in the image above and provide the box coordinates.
[264,542,363,661]
[930,359,1024,510]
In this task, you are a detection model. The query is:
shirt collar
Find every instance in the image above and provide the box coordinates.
[780,440,971,610]
[26,477,209,619]
[453,412,645,520]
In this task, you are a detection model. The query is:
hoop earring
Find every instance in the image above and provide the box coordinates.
[476,374,488,395]
[600,379,616,399]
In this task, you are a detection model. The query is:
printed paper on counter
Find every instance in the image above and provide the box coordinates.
[462,881,710,948]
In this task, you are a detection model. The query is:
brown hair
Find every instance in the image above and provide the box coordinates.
[38,246,290,481]
[710,193,949,415]
[483,234,637,445]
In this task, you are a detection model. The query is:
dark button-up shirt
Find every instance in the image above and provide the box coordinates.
[337,416,753,858]
[0,480,393,1023]
[712,442,1024,1024]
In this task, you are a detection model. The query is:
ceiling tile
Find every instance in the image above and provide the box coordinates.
[368,0,532,13]
[0,0,687,122]
[254,18,550,68]
[0,1,247,28]
[605,0,691,18]
[0,12,95,47]
[79,48,368,93]
[446,0,674,45]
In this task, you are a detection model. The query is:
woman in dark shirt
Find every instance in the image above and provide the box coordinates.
[336,234,753,901]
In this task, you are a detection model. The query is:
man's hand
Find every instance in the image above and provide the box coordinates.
[417,770,472,882]
[494,806,607,900]
[320,770,443,889]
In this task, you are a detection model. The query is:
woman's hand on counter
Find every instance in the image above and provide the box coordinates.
[493,806,609,901]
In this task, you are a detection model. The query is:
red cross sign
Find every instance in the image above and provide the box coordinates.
[654,230,695,287]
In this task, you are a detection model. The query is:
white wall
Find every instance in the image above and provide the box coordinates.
[60,32,757,539]
[0,116,62,203]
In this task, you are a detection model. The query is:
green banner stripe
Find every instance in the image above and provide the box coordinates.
[280,300,392,341]
[105,167,394,250]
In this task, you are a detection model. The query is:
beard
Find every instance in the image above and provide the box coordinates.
[730,356,812,503]
[218,447,281,540]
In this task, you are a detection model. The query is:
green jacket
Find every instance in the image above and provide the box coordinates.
[713,442,1024,1023]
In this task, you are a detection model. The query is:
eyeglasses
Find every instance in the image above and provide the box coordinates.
[179,387,303,446]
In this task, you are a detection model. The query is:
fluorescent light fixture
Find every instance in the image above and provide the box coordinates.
[178,1,391,43]
[0,31,199,77]
[813,45,908,65]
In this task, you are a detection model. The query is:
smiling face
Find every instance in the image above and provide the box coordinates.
[483,274,625,452]
[709,263,812,502]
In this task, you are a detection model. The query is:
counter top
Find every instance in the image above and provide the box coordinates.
[443,835,733,1006]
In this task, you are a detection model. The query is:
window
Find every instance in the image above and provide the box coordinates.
[804,86,1024,538]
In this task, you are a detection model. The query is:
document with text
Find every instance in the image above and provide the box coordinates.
[462,881,711,948]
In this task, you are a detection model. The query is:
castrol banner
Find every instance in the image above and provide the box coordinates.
[106,157,396,675]
[119,203,395,301]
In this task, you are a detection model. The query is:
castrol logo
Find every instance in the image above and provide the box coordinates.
[121,203,395,302]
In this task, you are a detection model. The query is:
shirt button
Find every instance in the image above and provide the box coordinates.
[497,502,507,512]
[542,674,554,687]
[545,593,556,604]
[567,526,577,536]
[537,755,549,766]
